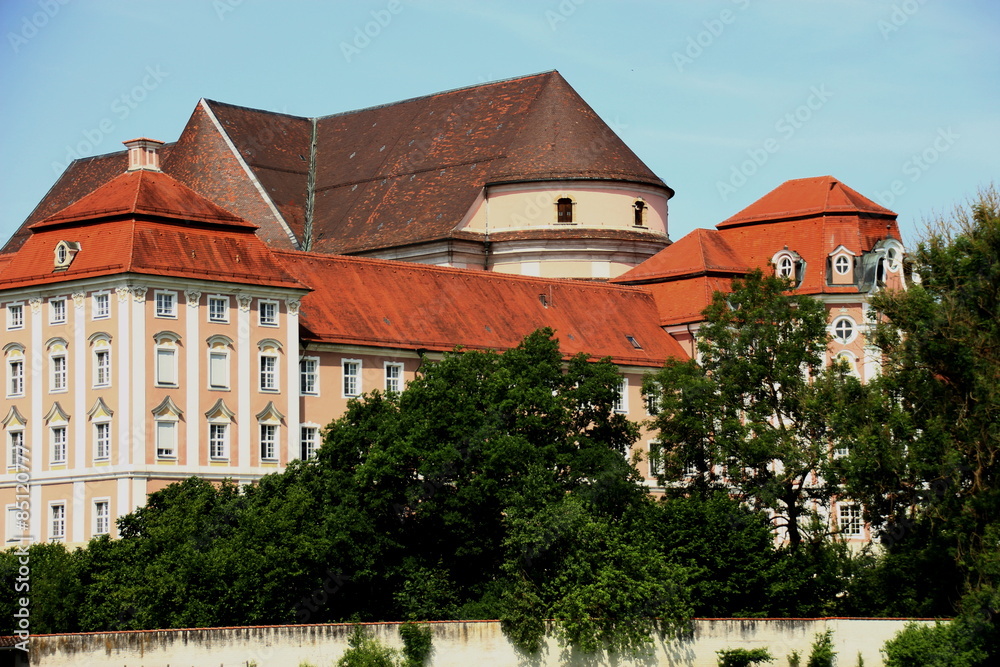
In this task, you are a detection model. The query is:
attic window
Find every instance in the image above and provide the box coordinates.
[556,198,574,224]
[539,294,549,307]
[53,241,81,271]
[633,200,646,227]
[834,255,851,275]
[625,335,642,350]
[777,256,794,278]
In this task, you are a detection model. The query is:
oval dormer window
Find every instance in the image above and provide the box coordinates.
[57,246,67,264]
[834,255,851,275]
[777,256,794,278]
[53,241,81,271]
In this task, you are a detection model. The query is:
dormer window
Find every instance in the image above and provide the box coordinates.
[556,198,574,224]
[53,241,81,271]
[772,249,802,284]
[828,245,857,286]
[633,200,646,227]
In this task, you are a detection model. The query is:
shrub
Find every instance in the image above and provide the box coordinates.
[717,647,773,667]
[806,630,836,667]
[337,626,401,667]
[399,622,433,667]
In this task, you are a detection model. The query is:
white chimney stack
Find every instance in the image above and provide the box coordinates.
[123,138,164,172]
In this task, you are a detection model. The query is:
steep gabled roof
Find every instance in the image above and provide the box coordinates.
[275,250,687,366]
[718,175,895,228]
[33,169,252,229]
[0,169,306,291]
[613,228,747,284]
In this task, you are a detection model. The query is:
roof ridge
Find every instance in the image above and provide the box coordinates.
[201,98,309,122]
[271,248,652,295]
[312,71,559,122]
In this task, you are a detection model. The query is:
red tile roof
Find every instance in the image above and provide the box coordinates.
[0,169,306,291]
[613,228,746,284]
[33,169,252,229]
[718,176,895,228]
[5,72,670,258]
[645,275,737,327]
[275,250,687,366]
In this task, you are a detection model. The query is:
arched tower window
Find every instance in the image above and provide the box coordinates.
[633,200,646,227]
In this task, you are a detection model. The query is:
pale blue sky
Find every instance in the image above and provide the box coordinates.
[1,0,997,248]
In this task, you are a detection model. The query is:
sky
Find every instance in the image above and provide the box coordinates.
[0,0,997,249]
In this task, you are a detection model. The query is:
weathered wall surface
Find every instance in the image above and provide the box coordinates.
[26,618,936,666]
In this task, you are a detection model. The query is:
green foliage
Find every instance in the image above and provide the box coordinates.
[787,651,800,667]
[805,630,835,667]
[337,626,402,667]
[645,269,858,548]
[399,622,433,667]
[717,647,773,667]
[882,621,988,667]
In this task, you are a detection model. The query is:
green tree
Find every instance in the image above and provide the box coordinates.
[644,269,856,549]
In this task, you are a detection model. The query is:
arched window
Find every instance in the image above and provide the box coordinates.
[556,198,574,224]
[778,256,794,278]
[633,200,646,227]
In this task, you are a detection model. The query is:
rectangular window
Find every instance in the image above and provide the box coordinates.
[839,503,863,537]
[51,504,65,540]
[259,301,278,326]
[260,355,277,391]
[260,424,277,460]
[209,424,228,459]
[7,506,25,542]
[50,298,66,324]
[300,358,318,395]
[208,296,229,323]
[95,349,111,387]
[9,360,24,397]
[95,422,111,460]
[7,303,23,330]
[155,292,176,318]
[647,441,662,478]
[8,431,25,469]
[94,501,109,535]
[93,293,110,319]
[385,362,403,393]
[209,351,229,389]
[51,426,67,463]
[613,378,628,413]
[52,354,67,391]
[156,421,176,458]
[300,426,318,460]
[156,348,177,386]
[343,360,361,398]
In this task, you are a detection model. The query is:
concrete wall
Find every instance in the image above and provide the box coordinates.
[25,618,937,666]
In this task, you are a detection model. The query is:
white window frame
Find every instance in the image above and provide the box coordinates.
[94,420,111,461]
[207,295,230,324]
[94,346,111,388]
[51,424,67,464]
[209,348,230,390]
[50,502,66,541]
[260,423,278,461]
[777,256,794,279]
[833,255,851,275]
[300,424,319,460]
[154,334,180,387]
[154,291,177,319]
[838,502,863,537]
[6,302,24,330]
[49,297,67,325]
[51,351,67,392]
[92,292,110,320]
[613,378,628,413]
[8,428,25,469]
[155,419,177,459]
[342,359,361,398]
[259,352,278,392]
[300,357,319,396]
[258,300,279,327]
[93,499,110,536]
[384,362,403,393]
[209,422,229,460]
[7,355,24,398]
[831,316,857,345]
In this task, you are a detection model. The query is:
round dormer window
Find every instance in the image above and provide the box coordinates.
[886,247,900,271]
[834,255,851,275]
[56,245,67,264]
[777,256,794,278]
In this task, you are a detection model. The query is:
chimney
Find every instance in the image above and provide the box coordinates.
[123,138,164,172]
